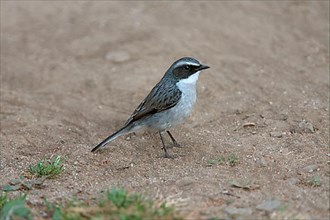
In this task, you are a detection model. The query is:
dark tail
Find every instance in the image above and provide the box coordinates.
[91,126,129,152]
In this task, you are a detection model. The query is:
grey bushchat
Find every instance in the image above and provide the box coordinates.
[91,57,210,158]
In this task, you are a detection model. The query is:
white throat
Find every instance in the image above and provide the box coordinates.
[177,71,200,85]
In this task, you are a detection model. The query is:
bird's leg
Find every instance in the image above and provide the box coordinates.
[166,131,181,147]
[159,131,171,158]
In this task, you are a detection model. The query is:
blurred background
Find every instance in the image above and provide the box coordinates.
[1,1,329,219]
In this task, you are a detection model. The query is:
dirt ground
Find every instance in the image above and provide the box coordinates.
[1,1,329,219]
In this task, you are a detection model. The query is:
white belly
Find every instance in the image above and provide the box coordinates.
[146,72,199,130]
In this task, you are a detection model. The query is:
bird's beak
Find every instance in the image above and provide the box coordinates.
[197,64,210,71]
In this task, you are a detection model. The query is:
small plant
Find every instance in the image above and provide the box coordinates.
[207,154,238,167]
[43,198,65,220]
[0,193,7,209]
[60,188,181,219]
[2,176,47,192]
[106,188,134,208]
[227,153,238,167]
[207,156,226,166]
[29,155,64,178]
[0,194,32,220]
[308,176,321,187]
[0,189,181,219]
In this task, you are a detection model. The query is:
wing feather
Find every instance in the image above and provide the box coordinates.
[124,81,181,125]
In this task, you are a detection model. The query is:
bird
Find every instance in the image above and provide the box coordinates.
[91,57,210,158]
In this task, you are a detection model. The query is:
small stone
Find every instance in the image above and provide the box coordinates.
[231,180,260,190]
[302,164,318,173]
[270,131,282,138]
[105,51,130,63]
[224,207,253,216]
[243,122,256,127]
[286,178,300,185]
[256,200,282,212]
[298,120,315,133]
[175,176,195,187]
[278,114,288,121]
[255,157,267,167]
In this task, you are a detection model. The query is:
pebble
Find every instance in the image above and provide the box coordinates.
[243,122,256,127]
[255,157,268,167]
[278,114,288,121]
[298,120,315,133]
[175,176,195,187]
[105,51,130,63]
[286,178,300,185]
[270,131,283,138]
[302,164,318,173]
[224,207,253,216]
[256,200,282,212]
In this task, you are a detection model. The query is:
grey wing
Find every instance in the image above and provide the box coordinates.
[124,82,182,126]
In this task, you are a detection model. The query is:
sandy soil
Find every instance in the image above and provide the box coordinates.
[1,1,329,219]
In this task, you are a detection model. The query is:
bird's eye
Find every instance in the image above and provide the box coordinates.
[184,65,190,70]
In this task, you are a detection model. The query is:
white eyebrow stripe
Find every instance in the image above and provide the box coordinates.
[185,62,200,66]
[174,60,200,68]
